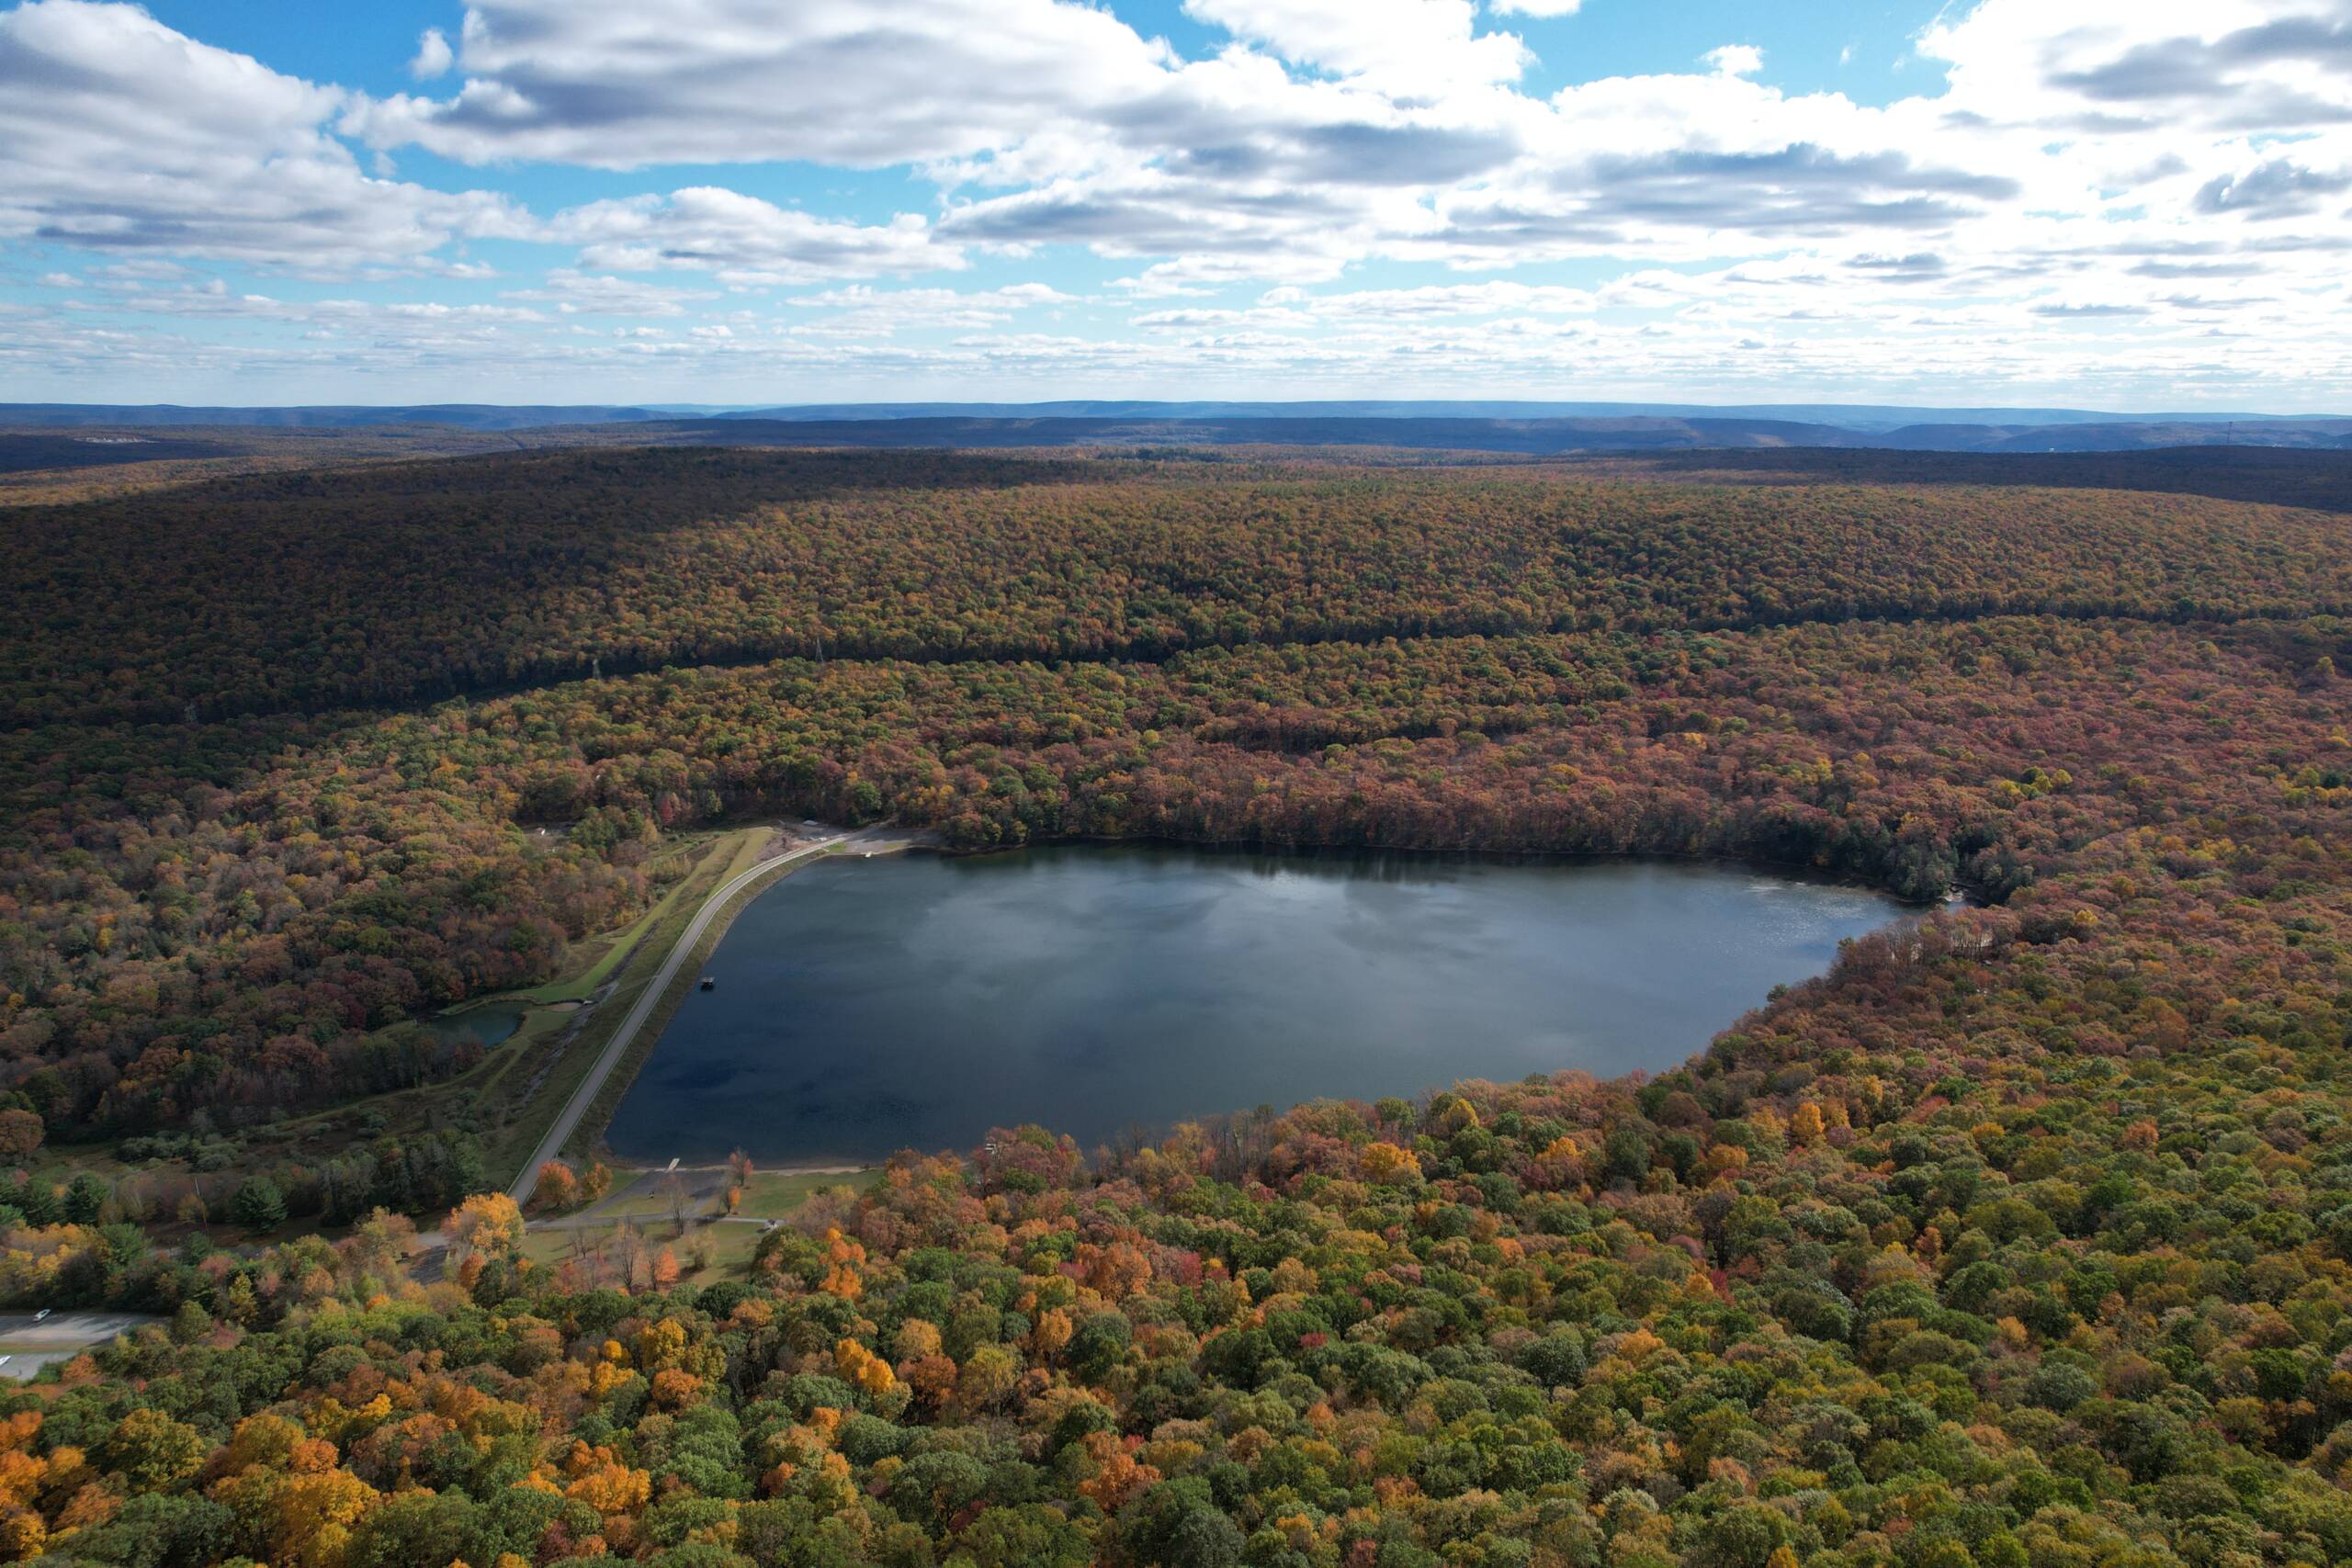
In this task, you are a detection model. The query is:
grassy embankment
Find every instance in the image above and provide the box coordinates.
[44,824,884,1231]
[551,833,914,1171]
[245,824,778,1182]
[471,825,795,1181]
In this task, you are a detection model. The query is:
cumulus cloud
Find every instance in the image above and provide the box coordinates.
[1180,0,1532,96]
[548,187,953,283]
[346,0,1181,171]
[12,0,2352,405]
[350,0,2312,299]
[1921,0,2352,133]
[410,27,453,79]
[0,0,523,272]
[2194,158,2352,216]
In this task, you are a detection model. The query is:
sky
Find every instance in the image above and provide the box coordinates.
[1,0,2349,411]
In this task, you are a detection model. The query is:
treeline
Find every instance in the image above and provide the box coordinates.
[1624,444,2352,514]
[6,447,2349,725]
[0,1127,487,1304]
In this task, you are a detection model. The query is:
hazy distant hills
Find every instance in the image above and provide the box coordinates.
[705,400,2350,436]
[6,400,2351,454]
[0,403,674,431]
[649,412,2352,456]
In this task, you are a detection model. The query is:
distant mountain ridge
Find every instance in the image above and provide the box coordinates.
[707,400,2348,434]
[6,400,2351,453]
[0,403,678,430]
[650,413,2352,456]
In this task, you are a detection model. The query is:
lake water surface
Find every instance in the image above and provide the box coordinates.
[607,845,1904,1164]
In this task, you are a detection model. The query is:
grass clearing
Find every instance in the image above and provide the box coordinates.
[523,1216,769,1288]
[740,1168,876,1213]
[594,1183,703,1223]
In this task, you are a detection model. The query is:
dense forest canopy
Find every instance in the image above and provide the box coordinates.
[7,448,2349,726]
[0,445,2347,1567]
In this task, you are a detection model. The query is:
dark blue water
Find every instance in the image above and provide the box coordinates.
[608,846,1902,1164]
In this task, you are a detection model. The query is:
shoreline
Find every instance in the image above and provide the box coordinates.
[594,834,1954,1170]
[506,827,881,1199]
[927,830,1964,906]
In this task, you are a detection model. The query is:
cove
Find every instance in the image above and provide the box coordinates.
[606,845,1906,1166]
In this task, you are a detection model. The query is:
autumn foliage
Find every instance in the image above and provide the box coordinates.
[0,448,2346,1564]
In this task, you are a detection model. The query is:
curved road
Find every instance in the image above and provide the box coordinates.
[507,827,876,1206]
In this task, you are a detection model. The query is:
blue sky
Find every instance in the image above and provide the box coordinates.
[1,0,2346,409]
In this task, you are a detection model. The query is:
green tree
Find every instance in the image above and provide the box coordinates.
[62,1171,108,1224]
[101,1408,208,1492]
[229,1176,287,1233]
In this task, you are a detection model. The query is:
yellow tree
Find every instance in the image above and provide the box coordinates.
[447,1192,526,1262]
[266,1469,380,1568]
[347,1208,416,1280]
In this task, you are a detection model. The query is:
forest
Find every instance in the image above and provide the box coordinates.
[0,445,2346,1565]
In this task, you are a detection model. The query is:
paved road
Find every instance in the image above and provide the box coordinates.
[506,827,876,1207]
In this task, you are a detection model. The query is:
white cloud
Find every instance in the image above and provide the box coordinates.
[10,0,2352,406]
[1296,280,1599,317]
[347,0,1181,171]
[782,283,1080,333]
[1114,253,1352,297]
[0,0,523,272]
[1921,0,2352,133]
[503,269,720,316]
[548,187,954,284]
[410,27,454,80]
[1182,0,1532,96]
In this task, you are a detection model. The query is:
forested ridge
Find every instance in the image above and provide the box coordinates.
[8,449,2349,726]
[0,448,2349,1567]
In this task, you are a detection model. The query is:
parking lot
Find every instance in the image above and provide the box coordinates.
[0,1311,163,1381]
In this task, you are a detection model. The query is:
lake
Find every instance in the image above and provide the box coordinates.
[607,845,1905,1165]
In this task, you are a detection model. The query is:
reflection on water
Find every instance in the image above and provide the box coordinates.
[608,845,1905,1164]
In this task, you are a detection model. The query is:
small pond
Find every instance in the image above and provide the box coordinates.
[608,845,1907,1164]
[425,1002,526,1049]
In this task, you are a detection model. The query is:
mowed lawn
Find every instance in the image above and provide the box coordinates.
[740,1168,876,1214]
[519,1167,877,1287]
[524,1215,763,1288]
